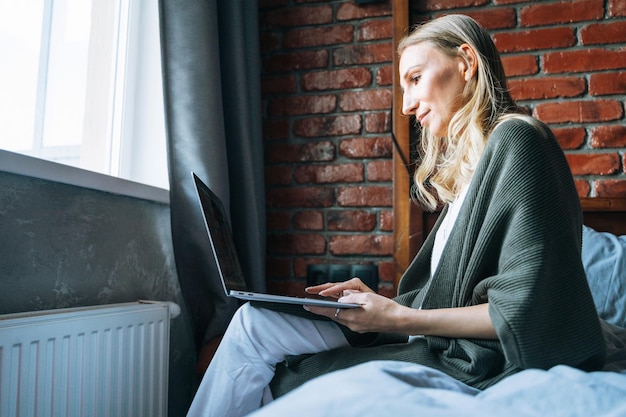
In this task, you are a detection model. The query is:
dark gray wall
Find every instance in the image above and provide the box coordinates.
[0,170,196,417]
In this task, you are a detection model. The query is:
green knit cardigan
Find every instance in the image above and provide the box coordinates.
[269,118,606,397]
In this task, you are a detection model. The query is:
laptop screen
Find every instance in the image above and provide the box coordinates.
[193,173,247,293]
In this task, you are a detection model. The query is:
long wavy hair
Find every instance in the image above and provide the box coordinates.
[398,15,521,211]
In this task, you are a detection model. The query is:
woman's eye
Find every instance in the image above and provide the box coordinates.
[411,75,420,84]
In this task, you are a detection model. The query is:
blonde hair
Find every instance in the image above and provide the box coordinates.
[398,15,520,211]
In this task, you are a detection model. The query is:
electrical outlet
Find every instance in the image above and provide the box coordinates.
[329,264,351,282]
[350,264,379,291]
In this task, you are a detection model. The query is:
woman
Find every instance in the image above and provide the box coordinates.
[187,15,605,417]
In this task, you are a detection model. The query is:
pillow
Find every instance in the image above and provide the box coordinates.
[582,225,626,329]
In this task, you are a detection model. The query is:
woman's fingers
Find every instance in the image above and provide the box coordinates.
[306,278,373,298]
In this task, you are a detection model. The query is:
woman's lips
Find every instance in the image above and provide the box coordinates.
[417,110,429,125]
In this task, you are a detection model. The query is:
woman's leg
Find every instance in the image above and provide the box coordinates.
[186,303,348,417]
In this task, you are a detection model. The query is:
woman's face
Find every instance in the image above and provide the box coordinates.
[399,42,472,138]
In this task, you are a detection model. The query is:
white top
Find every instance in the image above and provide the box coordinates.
[430,184,470,276]
[409,184,470,341]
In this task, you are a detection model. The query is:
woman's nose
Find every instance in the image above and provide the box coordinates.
[402,90,417,116]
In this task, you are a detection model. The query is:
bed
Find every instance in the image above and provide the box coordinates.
[250,197,626,417]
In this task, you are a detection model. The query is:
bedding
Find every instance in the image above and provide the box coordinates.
[582,225,626,329]
[251,360,626,417]
[249,224,626,416]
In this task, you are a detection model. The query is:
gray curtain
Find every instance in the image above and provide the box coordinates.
[158,0,265,349]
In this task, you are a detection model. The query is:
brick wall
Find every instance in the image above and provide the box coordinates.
[260,0,396,296]
[259,0,626,296]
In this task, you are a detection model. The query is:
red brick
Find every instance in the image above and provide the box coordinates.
[265,165,292,185]
[357,20,393,41]
[294,163,364,184]
[367,160,393,182]
[263,50,328,73]
[301,68,372,91]
[594,179,626,197]
[293,259,322,282]
[293,210,324,230]
[337,186,393,207]
[329,234,393,256]
[339,89,392,112]
[336,2,392,20]
[269,95,336,116]
[327,210,376,231]
[263,120,290,140]
[333,43,393,66]
[566,153,620,176]
[268,233,326,255]
[376,260,392,282]
[508,77,585,101]
[340,137,392,158]
[520,0,604,27]
[266,211,291,230]
[462,8,517,30]
[590,126,626,148]
[262,75,297,94]
[376,65,393,86]
[265,5,333,27]
[294,115,362,138]
[380,210,393,232]
[266,186,335,208]
[609,0,626,16]
[574,179,591,197]
[552,127,586,150]
[284,25,354,49]
[581,21,626,45]
[494,0,529,4]
[543,49,626,74]
[493,28,575,53]
[502,55,539,77]
[416,0,489,11]
[365,112,391,133]
[266,141,335,163]
[533,100,624,124]
[589,72,626,96]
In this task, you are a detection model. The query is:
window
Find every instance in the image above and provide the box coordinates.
[0,0,168,190]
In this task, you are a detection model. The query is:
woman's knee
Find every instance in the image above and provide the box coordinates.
[229,303,282,339]
[235,302,273,326]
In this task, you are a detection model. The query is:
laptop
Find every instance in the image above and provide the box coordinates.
[192,172,359,309]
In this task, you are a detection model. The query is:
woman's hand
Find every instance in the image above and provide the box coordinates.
[304,278,404,334]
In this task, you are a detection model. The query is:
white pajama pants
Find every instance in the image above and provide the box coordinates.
[186,303,349,417]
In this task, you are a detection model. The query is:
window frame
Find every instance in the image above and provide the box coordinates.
[0,0,169,195]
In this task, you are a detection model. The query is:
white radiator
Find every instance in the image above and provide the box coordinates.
[0,301,180,417]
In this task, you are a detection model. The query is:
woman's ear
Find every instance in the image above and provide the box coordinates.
[458,44,478,82]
